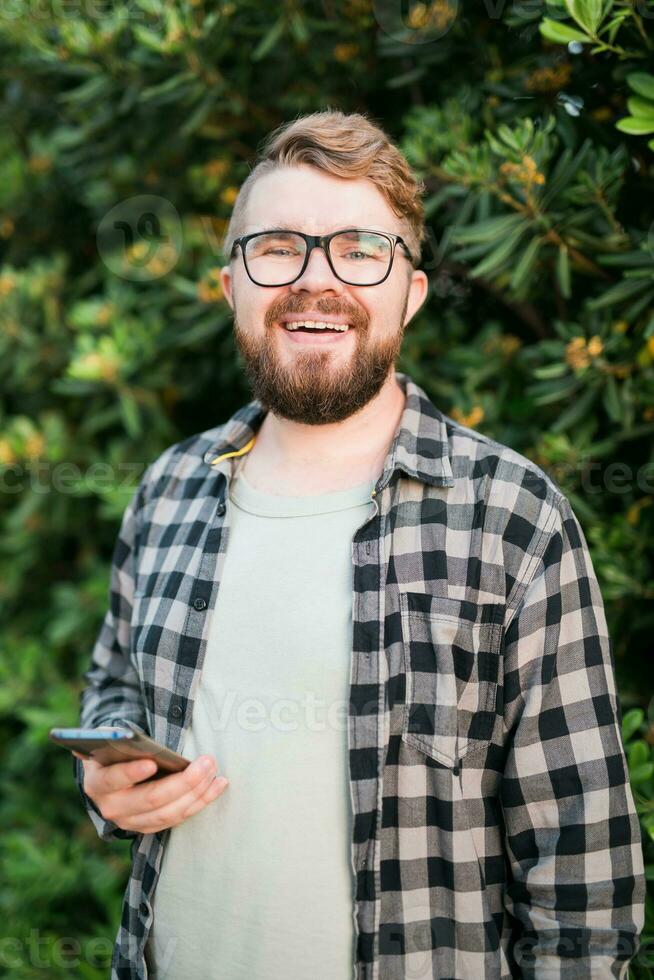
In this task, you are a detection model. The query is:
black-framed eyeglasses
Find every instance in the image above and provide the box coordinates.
[230,227,416,287]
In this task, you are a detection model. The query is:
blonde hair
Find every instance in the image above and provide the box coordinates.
[221,108,426,267]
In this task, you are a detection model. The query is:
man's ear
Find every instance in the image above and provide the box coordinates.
[403,269,429,327]
[220,265,234,310]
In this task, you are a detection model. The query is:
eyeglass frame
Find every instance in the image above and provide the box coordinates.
[230,227,417,287]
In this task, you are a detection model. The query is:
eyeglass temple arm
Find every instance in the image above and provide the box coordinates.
[399,240,417,265]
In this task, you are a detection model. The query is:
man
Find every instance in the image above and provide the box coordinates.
[74,109,646,980]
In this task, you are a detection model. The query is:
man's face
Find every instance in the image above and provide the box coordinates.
[220,164,428,425]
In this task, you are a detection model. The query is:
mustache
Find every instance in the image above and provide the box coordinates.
[265,298,368,330]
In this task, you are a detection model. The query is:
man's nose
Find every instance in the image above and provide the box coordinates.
[290,245,344,294]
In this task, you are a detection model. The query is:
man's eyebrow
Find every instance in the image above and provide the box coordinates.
[246,225,392,235]
[250,225,300,234]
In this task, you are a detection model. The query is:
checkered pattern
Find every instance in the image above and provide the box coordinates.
[74,370,646,979]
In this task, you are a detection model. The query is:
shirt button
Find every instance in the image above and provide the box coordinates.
[193,597,207,611]
[365,542,371,556]
[170,704,183,719]
[216,503,226,516]
[139,902,149,918]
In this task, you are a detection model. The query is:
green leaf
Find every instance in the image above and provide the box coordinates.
[629,762,654,785]
[599,249,654,268]
[550,383,598,432]
[288,11,309,44]
[449,213,524,245]
[602,375,622,423]
[387,67,427,90]
[564,0,602,34]
[588,277,651,310]
[605,12,629,44]
[532,362,569,380]
[179,98,218,139]
[57,76,110,106]
[132,25,165,52]
[118,392,142,438]
[509,236,542,292]
[252,18,285,61]
[623,286,654,322]
[557,243,571,299]
[628,739,649,770]
[452,240,501,263]
[552,319,578,341]
[626,72,654,101]
[541,139,592,209]
[423,185,462,218]
[616,116,654,135]
[469,225,527,279]
[134,0,162,13]
[627,96,654,120]
[622,708,645,744]
[496,123,523,153]
[540,18,592,44]
[528,374,581,405]
[139,72,195,105]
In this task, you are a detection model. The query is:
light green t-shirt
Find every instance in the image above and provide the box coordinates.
[145,467,376,980]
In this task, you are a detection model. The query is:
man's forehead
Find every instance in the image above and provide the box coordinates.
[242,217,401,235]
[242,168,403,236]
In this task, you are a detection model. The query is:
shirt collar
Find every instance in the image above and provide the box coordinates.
[202,370,455,490]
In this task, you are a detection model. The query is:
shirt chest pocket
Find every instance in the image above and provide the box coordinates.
[399,592,503,770]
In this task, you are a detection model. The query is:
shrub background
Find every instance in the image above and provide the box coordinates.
[1,1,653,976]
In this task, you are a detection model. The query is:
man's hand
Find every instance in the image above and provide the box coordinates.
[72,751,228,834]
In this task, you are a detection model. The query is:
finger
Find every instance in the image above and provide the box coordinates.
[175,777,228,821]
[124,770,227,833]
[131,776,229,834]
[105,755,216,820]
[85,757,159,798]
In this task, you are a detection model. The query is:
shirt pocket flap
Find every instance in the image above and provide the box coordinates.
[399,592,504,769]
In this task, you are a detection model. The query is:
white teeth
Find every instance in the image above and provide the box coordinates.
[282,320,350,332]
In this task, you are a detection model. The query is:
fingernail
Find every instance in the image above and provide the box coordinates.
[216,777,228,789]
[200,756,213,771]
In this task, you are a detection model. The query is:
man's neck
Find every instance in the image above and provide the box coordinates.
[239,372,406,496]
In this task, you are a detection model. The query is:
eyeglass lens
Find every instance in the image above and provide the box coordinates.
[244,231,393,285]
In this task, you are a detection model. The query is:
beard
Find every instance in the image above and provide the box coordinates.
[233,291,409,425]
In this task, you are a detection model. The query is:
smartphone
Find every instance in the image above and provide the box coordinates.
[49,726,190,781]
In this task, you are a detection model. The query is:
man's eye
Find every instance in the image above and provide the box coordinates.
[346,250,370,260]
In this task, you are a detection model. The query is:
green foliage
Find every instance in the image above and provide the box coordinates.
[538,0,654,148]
[617,72,654,147]
[622,703,654,972]
[1,0,653,975]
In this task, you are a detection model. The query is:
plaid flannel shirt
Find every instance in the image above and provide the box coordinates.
[74,370,646,980]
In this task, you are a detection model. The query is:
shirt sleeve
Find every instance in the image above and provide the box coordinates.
[499,492,646,979]
[73,468,152,843]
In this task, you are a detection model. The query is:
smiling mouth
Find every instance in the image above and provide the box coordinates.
[274,317,355,345]
[278,320,352,334]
